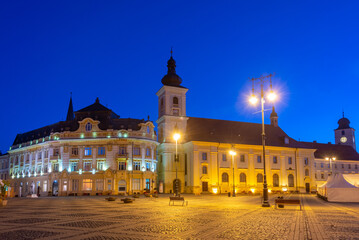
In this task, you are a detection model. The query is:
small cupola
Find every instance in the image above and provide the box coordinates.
[161,49,183,87]
[270,106,278,127]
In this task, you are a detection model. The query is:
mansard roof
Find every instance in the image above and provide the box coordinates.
[12,98,148,146]
[185,117,301,148]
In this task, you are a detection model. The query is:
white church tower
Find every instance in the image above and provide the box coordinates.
[335,113,356,149]
[156,51,188,193]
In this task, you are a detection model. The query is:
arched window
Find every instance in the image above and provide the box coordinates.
[202,166,208,174]
[288,174,294,187]
[240,173,246,183]
[173,97,178,105]
[257,173,263,183]
[273,174,279,187]
[305,169,309,176]
[222,173,229,182]
[85,122,92,132]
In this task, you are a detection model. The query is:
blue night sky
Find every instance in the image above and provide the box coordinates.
[1,1,359,153]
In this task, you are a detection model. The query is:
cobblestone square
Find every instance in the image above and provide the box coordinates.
[1,194,359,240]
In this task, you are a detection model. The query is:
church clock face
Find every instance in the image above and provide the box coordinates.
[340,136,347,143]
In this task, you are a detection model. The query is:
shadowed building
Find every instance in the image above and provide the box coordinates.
[8,97,158,197]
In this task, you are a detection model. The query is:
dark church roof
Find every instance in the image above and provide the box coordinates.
[337,117,351,130]
[161,52,183,87]
[185,117,300,148]
[185,117,359,161]
[12,98,147,146]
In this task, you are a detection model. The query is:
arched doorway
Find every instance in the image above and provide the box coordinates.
[118,180,126,193]
[52,180,59,196]
[173,179,181,194]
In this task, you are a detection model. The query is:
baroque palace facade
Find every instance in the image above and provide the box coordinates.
[156,54,359,194]
[8,98,158,197]
[5,53,359,196]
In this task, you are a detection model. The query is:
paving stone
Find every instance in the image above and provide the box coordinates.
[0,229,60,240]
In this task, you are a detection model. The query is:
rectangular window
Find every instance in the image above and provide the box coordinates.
[134,161,141,170]
[146,179,150,190]
[314,162,316,167]
[153,163,157,171]
[342,164,344,169]
[321,173,324,179]
[63,180,67,191]
[288,157,292,165]
[273,156,278,164]
[37,152,42,159]
[257,155,261,163]
[98,147,105,156]
[71,162,78,172]
[355,164,358,169]
[146,148,151,157]
[222,154,227,162]
[335,164,337,169]
[107,179,112,191]
[84,147,92,156]
[349,164,351,169]
[53,149,59,156]
[328,164,330,168]
[146,162,151,171]
[83,162,92,171]
[119,146,127,155]
[71,179,79,191]
[202,152,207,161]
[43,180,47,192]
[53,163,59,172]
[97,161,105,171]
[83,179,92,191]
[240,154,245,163]
[133,178,140,191]
[96,179,104,191]
[133,147,141,156]
[44,151,48,158]
[321,163,324,168]
[304,157,309,165]
[44,164,48,173]
[71,148,79,156]
[119,162,126,170]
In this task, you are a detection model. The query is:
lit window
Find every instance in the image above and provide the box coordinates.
[84,147,92,156]
[134,161,141,170]
[134,147,141,156]
[146,162,151,171]
[85,122,92,132]
[83,179,93,191]
[97,161,105,171]
[273,156,278,164]
[98,147,105,156]
[202,152,207,161]
[71,162,78,172]
[146,148,151,157]
[118,162,126,170]
[43,181,48,192]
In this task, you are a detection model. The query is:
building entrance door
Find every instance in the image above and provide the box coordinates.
[202,182,208,192]
[305,183,310,193]
[52,180,59,196]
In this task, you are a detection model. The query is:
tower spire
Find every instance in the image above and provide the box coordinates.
[66,92,74,121]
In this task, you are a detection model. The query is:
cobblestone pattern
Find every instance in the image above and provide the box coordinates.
[0,194,359,239]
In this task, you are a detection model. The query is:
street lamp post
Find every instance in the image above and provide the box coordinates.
[229,150,237,197]
[325,157,336,175]
[249,73,277,208]
[173,129,180,197]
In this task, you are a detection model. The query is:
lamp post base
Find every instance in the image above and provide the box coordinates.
[262,202,270,207]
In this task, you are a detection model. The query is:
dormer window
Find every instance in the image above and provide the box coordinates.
[147,126,150,134]
[85,122,92,132]
[284,137,289,144]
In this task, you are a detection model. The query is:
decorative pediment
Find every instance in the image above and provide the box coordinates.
[76,118,101,133]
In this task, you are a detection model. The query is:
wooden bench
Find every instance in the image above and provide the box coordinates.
[275,199,301,210]
[121,198,134,204]
[169,196,187,206]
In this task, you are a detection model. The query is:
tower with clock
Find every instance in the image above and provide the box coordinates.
[335,113,356,149]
